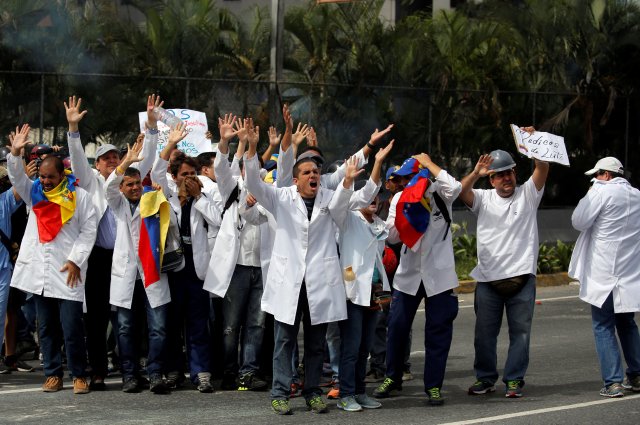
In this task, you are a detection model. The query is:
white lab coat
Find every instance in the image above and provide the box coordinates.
[386,170,461,297]
[244,153,379,325]
[105,171,171,309]
[198,175,223,252]
[151,157,221,281]
[68,130,158,217]
[332,184,390,307]
[569,178,640,312]
[7,153,97,302]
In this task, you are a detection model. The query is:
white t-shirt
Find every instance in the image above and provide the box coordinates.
[470,177,543,282]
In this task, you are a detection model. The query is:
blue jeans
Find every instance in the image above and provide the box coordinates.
[166,267,211,383]
[338,301,377,396]
[222,264,266,375]
[33,294,87,378]
[326,322,340,381]
[0,267,10,347]
[116,279,169,379]
[473,275,536,385]
[386,286,458,390]
[369,305,412,374]
[591,292,640,385]
[271,284,327,400]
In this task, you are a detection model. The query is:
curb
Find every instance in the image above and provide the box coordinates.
[455,272,574,294]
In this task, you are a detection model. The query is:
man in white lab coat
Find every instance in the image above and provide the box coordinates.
[243,123,377,415]
[7,124,97,394]
[569,157,640,397]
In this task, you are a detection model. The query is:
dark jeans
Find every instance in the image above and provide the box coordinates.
[339,301,377,397]
[271,284,327,400]
[84,246,114,377]
[116,279,168,379]
[473,275,536,385]
[166,264,211,383]
[222,264,265,376]
[369,305,412,374]
[386,286,458,390]
[34,294,87,378]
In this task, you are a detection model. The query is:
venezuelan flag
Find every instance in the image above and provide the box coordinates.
[138,187,170,287]
[263,153,279,184]
[395,168,432,249]
[31,171,78,243]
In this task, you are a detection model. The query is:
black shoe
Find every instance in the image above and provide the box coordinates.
[196,372,214,393]
[90,375,107,391]
[237,372,268,391]
[165,371,185,389]
[149,375,170,394]
[221,373,238,391]
[122,377,141,393]
[137,375,150,389]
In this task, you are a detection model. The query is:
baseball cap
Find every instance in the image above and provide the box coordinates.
[584,157,624,176]
[95,144,119,159]
[393,158,420,177]
[295,150,324,167]
[385,166,400,181]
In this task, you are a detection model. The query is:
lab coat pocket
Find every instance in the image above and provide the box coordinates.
[270,253,287,285]
[111,253,129,278]
[433,240,455,269]
[325,256,342,287]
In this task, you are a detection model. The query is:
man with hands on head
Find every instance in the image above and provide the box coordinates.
[458,131,549,399]
[372,153,462,406]
[6,124,97,394]
[151,122,222,393]
[66,94,160,390]
[243,120,380,415]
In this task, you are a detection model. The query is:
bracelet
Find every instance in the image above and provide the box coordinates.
[116,166,125,175]
[366,142,378,151]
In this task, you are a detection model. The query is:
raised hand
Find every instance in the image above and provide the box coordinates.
[375,140,395,163]
[307,127,318,147]
[168,121,188,145]
[268,126,281,147]
[218,113,239,143]
[234,118,249,144]
[292,122,310,147]
[64,96,88,132]
[344,155,365,184]
[369,124,394,147]
[146,94,164,129]
[474,154,493,177]
[246,118,260,148]
[9,124,30,156]
[283,104,293,131]
[120,140,145,169]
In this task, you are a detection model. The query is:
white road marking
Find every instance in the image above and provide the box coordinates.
[437,393,640,425]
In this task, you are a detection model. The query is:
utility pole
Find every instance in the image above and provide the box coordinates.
[270,0,284,124]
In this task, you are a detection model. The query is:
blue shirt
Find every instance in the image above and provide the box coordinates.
[95,206,117,249]
[0,189,23,270]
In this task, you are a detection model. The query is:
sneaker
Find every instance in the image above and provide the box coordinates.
[505,380,523,398]
[600,383,624,398]
[197,372,214,393]
[221,372,238,391]
[122,377,141,393]
[42,376,63,392]
[337,395,363,412]
[306,395,329,413]
[402,370,414,382]
[137,375,150,389]
[73,377,90,394]
[149,375,170,394]
[271,399,292,415]
[16,340,38,359]
[320,377,338,388]
[373,377,402,398]
[364,369,385,383]
[355,393,382,409]
[237,372,268,391]
[165,371,185,389]
[290,382,303,398]
[327,386,340,399]
[468,380,496,395]
[0,362,10,375]
[6,359,35,372]
[624,376,640,392]
[427,387,444,405]
[90,375,106,391]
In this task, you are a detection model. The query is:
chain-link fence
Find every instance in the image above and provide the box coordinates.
[0,70,638,206]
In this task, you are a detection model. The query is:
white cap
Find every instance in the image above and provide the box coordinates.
[584,157,624,176]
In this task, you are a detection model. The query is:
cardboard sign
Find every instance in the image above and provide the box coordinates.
[510,124,570,166]
[138,109,211,157]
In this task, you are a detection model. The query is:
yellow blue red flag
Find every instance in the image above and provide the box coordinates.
[31,171,77,243]
[138,187,170,287]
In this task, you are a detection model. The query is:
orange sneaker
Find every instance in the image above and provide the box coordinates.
[73,377,91,394]
[42,376,63,392]
[327,386,340,399]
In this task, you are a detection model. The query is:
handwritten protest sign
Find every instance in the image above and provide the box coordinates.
[510,124,570,166]
[138,109,211,156]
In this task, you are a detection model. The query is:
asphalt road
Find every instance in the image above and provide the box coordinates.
[1,284,639,425]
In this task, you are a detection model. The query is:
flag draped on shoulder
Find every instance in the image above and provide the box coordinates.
[395,168,431,249]
[138,187,170,287]
[31,171,78,243]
